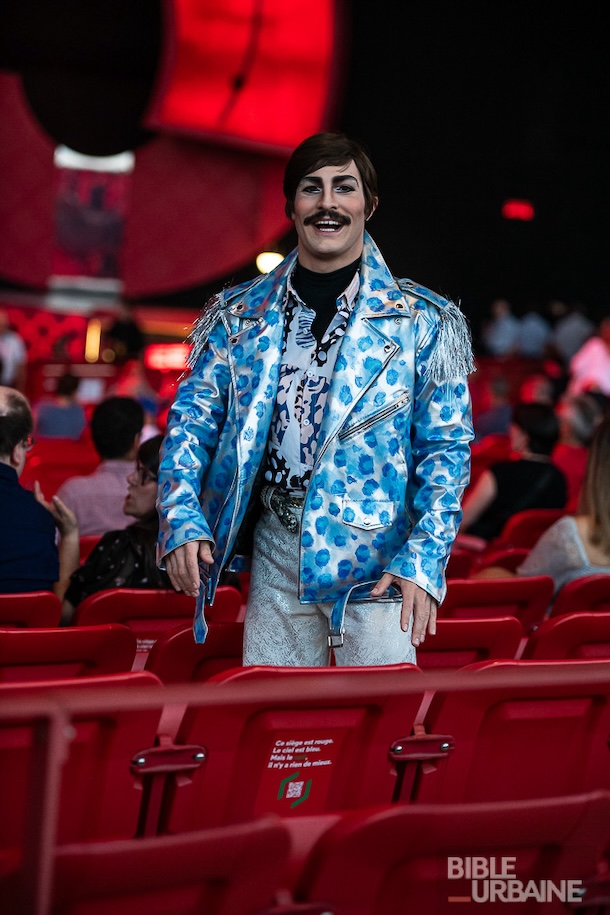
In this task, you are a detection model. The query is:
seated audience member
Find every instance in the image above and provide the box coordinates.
[567,315,610,398]
[459,402,567,542]
[0,386,78,595]
[516,303,551,359]
[34,370,87,440]
[546,299,595,366]
[110,358,161,442]
[0,308,27,392]
[479,297,521,357]
[473,375,512,440]
[55,396,144,536]
[475,416,610,597]
[552,393,602,512]
[61,434,172,624]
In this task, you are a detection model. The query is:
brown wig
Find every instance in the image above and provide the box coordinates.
[283,131,378,219]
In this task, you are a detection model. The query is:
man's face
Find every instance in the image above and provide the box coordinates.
[291,160,375,272]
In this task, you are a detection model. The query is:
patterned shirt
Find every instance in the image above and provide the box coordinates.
[264,268,360,492]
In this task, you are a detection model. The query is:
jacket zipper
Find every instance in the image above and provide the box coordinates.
[338,391,411,441]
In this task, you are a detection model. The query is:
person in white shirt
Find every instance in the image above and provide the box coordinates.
[0,309,27,392]
[568,316,610,397]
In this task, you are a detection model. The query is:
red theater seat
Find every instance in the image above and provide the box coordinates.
[0,591,61,628]
[548,573,610,619]
[416,617,522,670]
[522,611,610,660]
[495,507,565,549]
[72,586,241,668]
[438,575,554,634]
[0,623,137,681]
[137,664,425,835]
[0,671,164,905]
[48,818,291,915]
[145,621,244,683]
[19,437,99,498]
[400,660,610,804]
[292,792,610,915]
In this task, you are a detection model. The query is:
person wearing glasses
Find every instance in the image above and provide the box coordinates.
[59,433,172,624]
[0,386,78,594]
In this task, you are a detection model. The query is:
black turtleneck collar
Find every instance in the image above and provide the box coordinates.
[293,257,360,310]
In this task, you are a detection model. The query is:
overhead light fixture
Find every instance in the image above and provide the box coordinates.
[256,251,284,274]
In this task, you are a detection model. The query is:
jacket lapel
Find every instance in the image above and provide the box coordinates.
[316,234,411,459]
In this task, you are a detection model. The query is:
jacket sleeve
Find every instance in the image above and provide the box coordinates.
[384,303,474,603]
[156,318,231,566]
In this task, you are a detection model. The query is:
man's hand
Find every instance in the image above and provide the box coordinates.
[165,540,214,597]
[371,574,437,647]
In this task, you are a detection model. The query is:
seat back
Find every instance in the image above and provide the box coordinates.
[153,664,425,832]
[411,660,610,804]
[496,508,565,548]
[48,818,291,915]
[0,672,162,854]
[438,575,554,633]
[295,791,610,915]
[0,624,137,681]
[20,437,100,498]
[523,611,610,660]
[445,548,476,579]
[416,617,522,670]
[473,545,530,575]
[0,591,62,628]
[72,586,242,668]
[548,573,610,619]
[145,622,244,683]
[72,588,197,668]
[202,585,243,623]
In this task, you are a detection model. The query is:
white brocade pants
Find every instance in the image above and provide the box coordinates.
[243,504,416,667]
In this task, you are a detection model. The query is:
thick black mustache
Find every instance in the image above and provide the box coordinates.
[303,210,350,227]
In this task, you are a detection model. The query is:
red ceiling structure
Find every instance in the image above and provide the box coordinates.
[0,0,343,298]
[146,0,339,154]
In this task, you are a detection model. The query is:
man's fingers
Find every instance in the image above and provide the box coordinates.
[166,540,214,596]
[198,541,214,565]
[166,543,201,596]
[410,592,438,647]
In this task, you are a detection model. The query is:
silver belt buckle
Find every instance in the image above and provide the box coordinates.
[267,487,301,533]
[327,633,344,648]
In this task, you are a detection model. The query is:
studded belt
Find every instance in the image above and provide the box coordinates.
[261,485,305,534]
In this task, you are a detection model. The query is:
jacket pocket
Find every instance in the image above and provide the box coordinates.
[341,499,397,530]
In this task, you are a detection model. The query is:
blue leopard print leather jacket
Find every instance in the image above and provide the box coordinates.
[157,233,474,642]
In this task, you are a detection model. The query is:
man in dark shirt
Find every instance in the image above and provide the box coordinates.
[0,386,77,593]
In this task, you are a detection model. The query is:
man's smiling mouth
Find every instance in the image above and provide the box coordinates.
[303,210,350,231]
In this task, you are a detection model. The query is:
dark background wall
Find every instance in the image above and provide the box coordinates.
[338,3,610,327]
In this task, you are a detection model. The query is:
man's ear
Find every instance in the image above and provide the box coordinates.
[366,196,379,221]
[9,442,23,471]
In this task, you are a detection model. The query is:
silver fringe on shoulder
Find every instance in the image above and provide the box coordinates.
[426,299,476,384]
[186,291,226,371]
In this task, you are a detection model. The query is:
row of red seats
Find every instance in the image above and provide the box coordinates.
[11,791,610,913]
[1,568,608,652]
[4,606,610,688]
[3,661,610,912]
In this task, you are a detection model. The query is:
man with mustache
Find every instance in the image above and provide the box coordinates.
[157,132,474,666]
